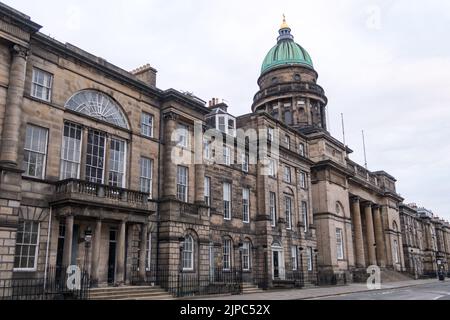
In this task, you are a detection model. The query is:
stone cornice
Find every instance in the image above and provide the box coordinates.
[0,3,42,33]
[311,159,354,177]
[306,131,352,154]
[162,89,209,115]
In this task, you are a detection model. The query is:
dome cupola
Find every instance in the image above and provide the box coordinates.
[261,16,314,75]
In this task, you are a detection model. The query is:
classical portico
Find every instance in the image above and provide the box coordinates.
[349,194,403,272]
[50,179,156,286]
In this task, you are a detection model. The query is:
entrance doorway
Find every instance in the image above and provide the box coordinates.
[108,229,118,285]
[271,243,285,280]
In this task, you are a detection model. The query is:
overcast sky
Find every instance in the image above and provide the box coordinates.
[5,0,450,220]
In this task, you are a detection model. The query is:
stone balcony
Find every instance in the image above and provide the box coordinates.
[51,179,155,214]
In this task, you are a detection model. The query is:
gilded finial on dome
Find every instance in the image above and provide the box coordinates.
[280,14,289,29]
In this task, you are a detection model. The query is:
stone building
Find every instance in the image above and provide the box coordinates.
[0,3,446,295]
[400,204,450,278]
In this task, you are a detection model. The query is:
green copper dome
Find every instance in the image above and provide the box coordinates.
[261,20,314,74]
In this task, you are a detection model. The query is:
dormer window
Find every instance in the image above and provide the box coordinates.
[218,116,226,133]
[206,104,236,137]
[216,115,236,136]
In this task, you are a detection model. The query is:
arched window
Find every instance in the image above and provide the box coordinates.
[393,221,399,233]
[65,90,129,129]
[183,235,194,271]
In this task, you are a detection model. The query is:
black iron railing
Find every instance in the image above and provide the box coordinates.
[0,265,90,300]
[131,266,245,298]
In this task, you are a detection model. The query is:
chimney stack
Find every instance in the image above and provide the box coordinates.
[130,64,158,87]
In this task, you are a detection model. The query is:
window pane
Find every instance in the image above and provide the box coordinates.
[141,113,154,137]
[14,221,39,270]
[177,124,188,147]
[31,68,53,102]
[61,122,82,179]
[109,138,126,187]
[85,130,106,183]
[177,166,188,202]
[270,192,276,226]
[243,188,250,223]
[23,125,48,178]
[140,157,153,197]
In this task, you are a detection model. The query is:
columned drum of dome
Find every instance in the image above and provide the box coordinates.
[253,17,328,131]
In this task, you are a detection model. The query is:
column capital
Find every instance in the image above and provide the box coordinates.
[350,196,360,204]
[11,44,28,59]
[362,201,374,208]
[372,204,381,210]
[163,111,179,121]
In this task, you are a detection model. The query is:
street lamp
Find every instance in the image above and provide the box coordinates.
[410,249,418,280]
[178,237,185,297]
[83,226,93,269]
[238,242,244,290]
[314,249,319,286]
[298,247,304,287]
[178,237,185,272]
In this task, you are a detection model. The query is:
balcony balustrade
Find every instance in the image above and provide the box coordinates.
[52,179,154,213]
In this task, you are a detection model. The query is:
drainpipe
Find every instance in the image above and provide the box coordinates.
[43,207,52,290]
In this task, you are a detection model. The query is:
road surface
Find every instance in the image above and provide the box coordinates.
[311,281,450,300]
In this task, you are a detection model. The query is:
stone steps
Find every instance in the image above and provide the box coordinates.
[381,270,414,283]
[242,283,264,294]
[89,286,173,300]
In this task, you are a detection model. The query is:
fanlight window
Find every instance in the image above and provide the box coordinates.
[65,90,129,129]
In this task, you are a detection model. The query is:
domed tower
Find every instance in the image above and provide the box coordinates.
[252,16,328,132]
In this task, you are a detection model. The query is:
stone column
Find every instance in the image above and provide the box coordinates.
[351,197,366,268]
[364,202,377,266]
[116,220,126,285]
[62,215,74,267]
[91,219,102,285]
[0,45,28,167]
[194,164,205,204]
[139,224,148,281]
[163,112,178,199]
[373,205,387,267]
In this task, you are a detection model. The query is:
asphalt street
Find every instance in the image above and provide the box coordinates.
[311,281,450,300]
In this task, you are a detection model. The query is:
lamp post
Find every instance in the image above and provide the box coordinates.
[298,247,304,287]
[178,237,185,297]
[238,242,244,292]
[410,249,418,280]
[82,227,92,292]
[83,227,93,271]
[314,249,319,286]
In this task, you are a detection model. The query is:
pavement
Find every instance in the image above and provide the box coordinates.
[194,279,446,300]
